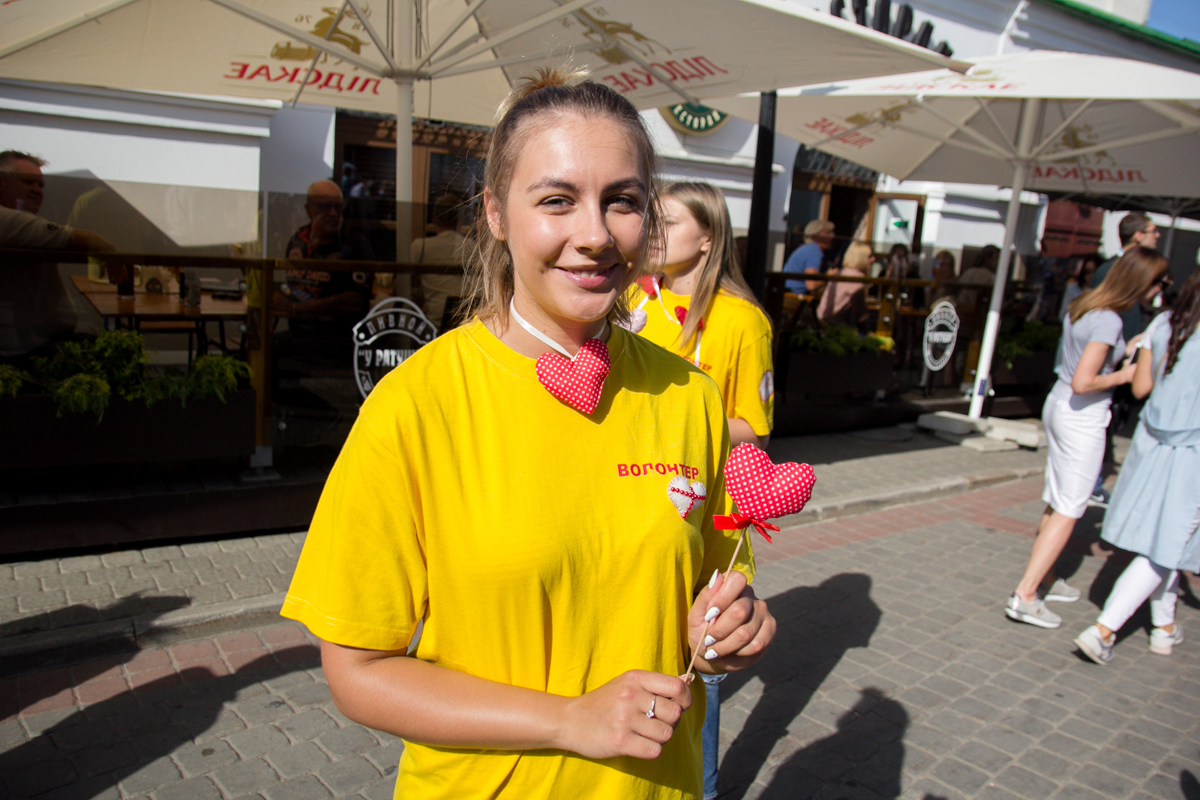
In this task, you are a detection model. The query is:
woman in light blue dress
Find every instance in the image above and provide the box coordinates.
[1075,266,1200,664]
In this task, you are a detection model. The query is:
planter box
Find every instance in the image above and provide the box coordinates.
[780,350,895,402]
[990,351,1057,387]
[0,389,256,469]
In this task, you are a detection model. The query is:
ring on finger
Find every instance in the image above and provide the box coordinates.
[646,695,657,719]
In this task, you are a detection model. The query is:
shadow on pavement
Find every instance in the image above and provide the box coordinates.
[717,573,883,798]
[757,689,908,799]
[1,593,191,714]
[0,647,323,799]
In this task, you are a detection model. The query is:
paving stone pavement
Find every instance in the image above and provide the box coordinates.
[0,427,1052,646]
[2,475,1196,800]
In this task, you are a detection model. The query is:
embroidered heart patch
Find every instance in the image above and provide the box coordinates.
[724,443,815,520]
[535,339,610,415]
[668,475,707,518]
[620,308,647,334]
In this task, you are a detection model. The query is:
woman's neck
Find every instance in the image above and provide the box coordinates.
[662,257,704,296]
[492,297,608,360]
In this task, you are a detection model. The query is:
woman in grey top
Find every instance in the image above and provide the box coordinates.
[1006,247,1168,629]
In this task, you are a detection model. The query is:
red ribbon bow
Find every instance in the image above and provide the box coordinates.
[712,513,780,544]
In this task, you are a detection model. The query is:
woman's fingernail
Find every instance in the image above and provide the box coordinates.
[704,607,720,622]
[704,648,719,660]
[708,569,720,589]
[703,635,716,647]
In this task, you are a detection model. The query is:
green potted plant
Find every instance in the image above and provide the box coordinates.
[0,332,256,469]
[992,320,1060,387]
[778,324,895,403]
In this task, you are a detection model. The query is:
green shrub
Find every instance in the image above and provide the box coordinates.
[997,320,1061,369]
[53,374,110,421]
[8,331,250,418]
[0,365,28,399]
[790,324,889,355]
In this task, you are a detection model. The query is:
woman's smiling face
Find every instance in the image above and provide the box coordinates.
[486,112,648,336]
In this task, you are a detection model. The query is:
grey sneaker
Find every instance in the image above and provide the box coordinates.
[1006,593,1062,628]
[1074,625,1114,664]
[1149,625,1184,655]
[1041,578,1081,603]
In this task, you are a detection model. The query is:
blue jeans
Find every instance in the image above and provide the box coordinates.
[701,673,725,799]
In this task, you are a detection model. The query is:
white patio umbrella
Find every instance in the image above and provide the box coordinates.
[0,0,958,234]
[710,51,1200,417]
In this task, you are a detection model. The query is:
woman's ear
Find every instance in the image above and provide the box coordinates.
[484,188,505,242]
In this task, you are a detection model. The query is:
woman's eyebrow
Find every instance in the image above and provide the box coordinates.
[524,177,646,193]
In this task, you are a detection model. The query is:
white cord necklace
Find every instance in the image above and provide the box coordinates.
[509,298,607,360]
[638,275,703,366]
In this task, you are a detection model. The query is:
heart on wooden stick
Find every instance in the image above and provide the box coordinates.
[723,443,815,522]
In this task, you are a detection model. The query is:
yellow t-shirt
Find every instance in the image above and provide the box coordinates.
[281,319,753,800]
[631,286,775,437]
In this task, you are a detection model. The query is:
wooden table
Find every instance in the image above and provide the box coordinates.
[71,275,248,361]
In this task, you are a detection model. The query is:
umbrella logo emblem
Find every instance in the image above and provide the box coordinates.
[923,300,959,372]
[662,104,729,134]
[1047,124,1116,167]
[577,9,670,64]
[272,5,370,61]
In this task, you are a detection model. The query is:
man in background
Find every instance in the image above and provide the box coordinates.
[782,219,835,295]
[0,151,116,361]
[1093,211,1160,341]
[411,193,467,330]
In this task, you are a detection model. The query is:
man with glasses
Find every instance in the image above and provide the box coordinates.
[276,180,375,375]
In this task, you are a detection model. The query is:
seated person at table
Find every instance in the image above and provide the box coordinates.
[817,240,871,331]
[783,219,835,296]
[277,180,375,364]
[412,192,468,330]
[0,151,117,362]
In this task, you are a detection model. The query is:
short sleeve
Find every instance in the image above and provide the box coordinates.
[729,328,775,437]
[281,402,427,652]
[0,208,72,249]
[1087,311,1123,348]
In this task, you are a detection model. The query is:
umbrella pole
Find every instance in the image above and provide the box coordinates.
[394,1,414,290]
[969,98,1040,419]
[1163,209,1178,261]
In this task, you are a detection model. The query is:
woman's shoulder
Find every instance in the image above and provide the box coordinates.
[712,290,771,326]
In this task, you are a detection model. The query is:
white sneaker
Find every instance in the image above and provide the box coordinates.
[1150,625,1184,655]
[1005,593,1062,629]
[1074,625,1114,665]
[1041,578,1081,603]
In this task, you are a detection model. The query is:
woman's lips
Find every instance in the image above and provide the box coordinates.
[556,264,618,289]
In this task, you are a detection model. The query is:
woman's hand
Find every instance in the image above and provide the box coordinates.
[687,570,776,676]
[558,670,692,760]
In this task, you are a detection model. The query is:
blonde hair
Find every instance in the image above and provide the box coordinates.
[456,69,663,328]
[841,241,873,273]
[1068,246,1167,323]
[660,182,765,348]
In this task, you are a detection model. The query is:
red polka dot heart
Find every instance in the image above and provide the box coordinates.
[724,443,815,520]
[535,339,610,416]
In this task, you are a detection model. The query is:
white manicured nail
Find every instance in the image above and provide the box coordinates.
[703,635,716,647]
[708,569,720,589]
[704,648,718,660]
[704,607,720,622]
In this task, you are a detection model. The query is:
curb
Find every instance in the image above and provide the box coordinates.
[0,592,286,663]
[773,466,1045,531]
[0,468,1047,661]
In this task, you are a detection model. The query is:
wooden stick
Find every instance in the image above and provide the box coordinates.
[682,530,748,682]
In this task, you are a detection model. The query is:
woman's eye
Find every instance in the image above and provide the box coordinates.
[608,195,641,211]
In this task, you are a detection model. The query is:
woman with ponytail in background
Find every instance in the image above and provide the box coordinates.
[627,181,774,798]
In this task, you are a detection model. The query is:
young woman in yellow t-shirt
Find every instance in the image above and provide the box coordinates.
[281,72,776,800]
[629,182,774,450]
[627,182,774,799]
